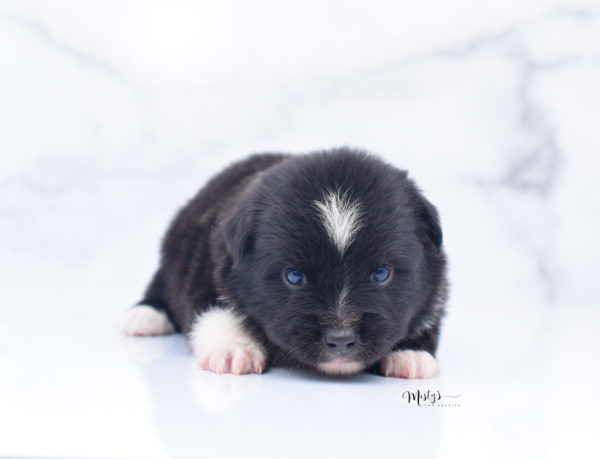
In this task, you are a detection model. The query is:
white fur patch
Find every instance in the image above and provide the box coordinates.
[119,305,175,336]
[381,350,440,379]
[317,358,364,375]
[313,191,362,255]
[189,308,266,375]
[336,285,350,323]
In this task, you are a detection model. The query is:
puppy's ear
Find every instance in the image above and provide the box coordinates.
[224,204,255,266]
[414,194,443,249]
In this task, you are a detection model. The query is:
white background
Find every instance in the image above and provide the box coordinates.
[1,1,599,458]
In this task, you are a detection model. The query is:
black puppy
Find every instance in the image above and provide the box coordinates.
[120,148,447,378]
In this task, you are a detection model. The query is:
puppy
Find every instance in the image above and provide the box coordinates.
[120,148,447,378]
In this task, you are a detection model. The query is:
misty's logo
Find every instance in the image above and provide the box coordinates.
[402,389,462,407]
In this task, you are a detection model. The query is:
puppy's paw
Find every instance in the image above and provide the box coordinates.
[196,342,266,375]
[119,305,175,336]
[380,350,440,379]
[190,308,266,375]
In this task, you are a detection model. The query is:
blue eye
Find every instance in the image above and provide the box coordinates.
[371,266,391,284]
[285,269,306,286]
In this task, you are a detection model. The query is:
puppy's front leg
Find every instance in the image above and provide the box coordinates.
[380,327,440,379]
[381,350,440,379]
[189,307,266,375]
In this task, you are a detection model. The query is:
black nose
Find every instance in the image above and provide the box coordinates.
[324,328,357,356]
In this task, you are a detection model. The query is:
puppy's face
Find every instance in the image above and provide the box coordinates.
[226,154,444,375]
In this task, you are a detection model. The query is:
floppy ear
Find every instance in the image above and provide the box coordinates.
[414,194,443,249]
[224,203,256,266]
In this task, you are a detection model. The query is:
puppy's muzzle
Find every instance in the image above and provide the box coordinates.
[324,328,358,356]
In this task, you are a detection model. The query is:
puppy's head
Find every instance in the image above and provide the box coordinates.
[225,149,446,375]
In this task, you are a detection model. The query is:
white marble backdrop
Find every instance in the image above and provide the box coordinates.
[2,0,599,310]
[1,1,599,458]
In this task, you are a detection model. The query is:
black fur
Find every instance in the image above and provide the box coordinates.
[138,147,447,373]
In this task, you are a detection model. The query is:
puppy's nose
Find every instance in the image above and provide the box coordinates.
[324,328,357,356]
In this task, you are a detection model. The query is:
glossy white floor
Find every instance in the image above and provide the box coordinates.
[1,1,600,458]
[2,289,598,459]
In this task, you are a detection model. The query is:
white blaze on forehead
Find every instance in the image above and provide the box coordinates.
[313,191,362,255]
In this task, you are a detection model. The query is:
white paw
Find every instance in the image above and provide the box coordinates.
[381,350,440,379]
[190,308,266,375]
[197,342,266,375]
[119,305,175,336]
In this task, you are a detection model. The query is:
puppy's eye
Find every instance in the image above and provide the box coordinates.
[284,269,306,286]
[371,266,392,284]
